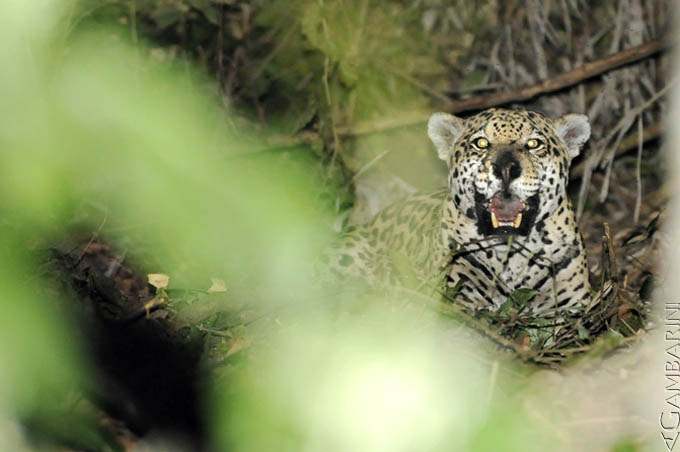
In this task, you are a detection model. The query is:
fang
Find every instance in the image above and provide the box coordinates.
[513,213,522,228]
[491,212,499,228]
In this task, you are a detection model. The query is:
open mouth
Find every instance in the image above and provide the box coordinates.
[488,194,525,229]
[473,192,539,236]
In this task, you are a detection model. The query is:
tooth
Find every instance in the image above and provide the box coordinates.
[491,212,499,228]
[513,213,522,228]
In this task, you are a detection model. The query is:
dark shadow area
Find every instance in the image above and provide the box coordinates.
[50,238,208,451]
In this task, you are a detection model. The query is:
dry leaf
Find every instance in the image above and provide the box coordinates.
[147,273,170,289]
[208,278,228,293]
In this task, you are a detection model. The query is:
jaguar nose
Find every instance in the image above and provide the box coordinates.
[492,151,521,185]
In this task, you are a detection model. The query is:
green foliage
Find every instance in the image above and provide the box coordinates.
[253,0,444,143]
[609,437,642,452]
[496,288,537,319]
[0,0,329,446]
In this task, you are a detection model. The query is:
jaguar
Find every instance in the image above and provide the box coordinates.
[323,108,593,315]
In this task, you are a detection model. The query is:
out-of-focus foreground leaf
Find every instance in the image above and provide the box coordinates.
[0,0,327,447]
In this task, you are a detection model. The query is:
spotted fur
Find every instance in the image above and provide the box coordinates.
[324,108,592,315]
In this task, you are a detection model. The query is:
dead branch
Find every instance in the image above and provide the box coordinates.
[603,222,618,283]
[448,35,672,113]
[263,37,671,148]
[329,36,671,139]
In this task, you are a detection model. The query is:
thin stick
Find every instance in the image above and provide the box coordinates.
[634,116,644,223]
[350,149,391,183]
[604,222,618,283]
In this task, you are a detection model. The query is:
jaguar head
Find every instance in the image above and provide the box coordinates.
[428,108,590,237]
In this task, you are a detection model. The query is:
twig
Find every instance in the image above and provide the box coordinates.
[323,56,342,181]
[570,121,661,179]
[122,297,165,324]
[249,25,296,84]
[447,35,671,113]
[73,208,109,268]
[634,116,644,223]
[599,231,609,290]
[104,248,127,278]
[604,223,618,283]
[335,111,431,137]
[389,66,452,104]
[349,149,391,183]
[576,80,673,219]
[196,325,232,337]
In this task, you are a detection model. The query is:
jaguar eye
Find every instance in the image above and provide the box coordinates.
[473,137,489,149]
[526,138,543,149]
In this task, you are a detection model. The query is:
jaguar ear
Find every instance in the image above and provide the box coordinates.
[554,113,591,160]
[428,113,465,162]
